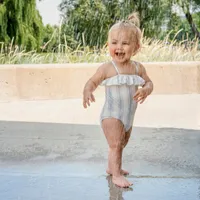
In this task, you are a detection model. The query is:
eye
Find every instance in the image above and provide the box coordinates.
[112,41,117,44]
[122,42,129,45]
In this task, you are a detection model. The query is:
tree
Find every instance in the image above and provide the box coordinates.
[172,0,200,39]
[59,0,200,48]
[60,0,118,48]
[0,0,44,51]
[167,12,192,41]
[41,23,78,52]
[59,0,173,47]
[119,0,172,38]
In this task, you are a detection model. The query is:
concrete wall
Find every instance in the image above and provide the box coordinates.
[0,62,200,100]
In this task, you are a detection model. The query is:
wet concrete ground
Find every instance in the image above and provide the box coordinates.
[0,121,200,200]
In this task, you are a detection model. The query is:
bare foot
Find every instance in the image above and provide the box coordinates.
[106,169,129,176]
[112,175,133,188]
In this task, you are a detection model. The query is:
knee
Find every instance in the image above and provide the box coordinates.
[109,141,124,150]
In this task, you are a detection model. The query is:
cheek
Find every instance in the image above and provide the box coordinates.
[108,46,115,56]
[127,47,135,55]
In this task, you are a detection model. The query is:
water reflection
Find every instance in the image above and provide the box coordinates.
[106,176,133,200]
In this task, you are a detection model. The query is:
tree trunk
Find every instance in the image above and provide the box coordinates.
[185,11,200,39]
[180,1,200,40]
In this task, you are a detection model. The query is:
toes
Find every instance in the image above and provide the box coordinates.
[128,181,133,186]
[121,169,129,175]
[121,182,126,188]
[106,169,112,175]
[123,180,132,188]
[124,183,129,188]
[125,181,131,187]
[123,171,129,175]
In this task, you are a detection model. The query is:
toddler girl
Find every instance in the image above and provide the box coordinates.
[83,12,153,188]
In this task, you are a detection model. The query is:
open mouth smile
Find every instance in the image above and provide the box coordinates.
[115,52,125,57]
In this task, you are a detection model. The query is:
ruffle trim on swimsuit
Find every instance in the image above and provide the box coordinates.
[100,74,145,86]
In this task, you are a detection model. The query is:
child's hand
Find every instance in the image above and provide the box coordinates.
[83,91,95,108]
[133,88,148,104]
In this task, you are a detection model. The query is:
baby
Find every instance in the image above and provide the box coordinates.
[83,12,153,188]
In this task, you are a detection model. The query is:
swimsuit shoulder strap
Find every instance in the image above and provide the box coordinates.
[133,61,139,75]
[111,60,120,74]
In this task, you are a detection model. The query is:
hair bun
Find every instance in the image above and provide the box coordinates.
[128,12,140,28]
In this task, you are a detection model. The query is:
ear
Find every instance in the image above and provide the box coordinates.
[136,43,141,51]
[132,43,141,55]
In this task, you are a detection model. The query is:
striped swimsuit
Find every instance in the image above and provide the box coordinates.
[100,60,145,132]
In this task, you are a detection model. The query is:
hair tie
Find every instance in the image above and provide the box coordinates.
[121,19,136,27]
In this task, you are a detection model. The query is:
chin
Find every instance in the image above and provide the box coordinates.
[114,57,129,63]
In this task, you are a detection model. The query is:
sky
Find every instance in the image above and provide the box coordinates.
[36,0,62,25]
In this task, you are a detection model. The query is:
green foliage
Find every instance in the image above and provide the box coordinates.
[193,12,200,30]
[59,0,173,47]
[0,4,8,42]
[41,23,78,52]
[1,0,200,53]
[171,0,200,39]
[119,0,171,38]
[63,0,116,48]
[167,13,192,41]
[0,0,44,51]
[42,24,59,52]
[58,0,200,48]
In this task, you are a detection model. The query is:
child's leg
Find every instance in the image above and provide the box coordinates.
[123,127,132,148]
[120,127,132,175]
[102,118,132,188]
[107,127,132,175]
[105,120,125,175]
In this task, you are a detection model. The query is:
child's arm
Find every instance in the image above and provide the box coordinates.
[134,63,153,104]
[83,64,106,108]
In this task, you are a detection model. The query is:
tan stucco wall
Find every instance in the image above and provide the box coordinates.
[0,62,200,100]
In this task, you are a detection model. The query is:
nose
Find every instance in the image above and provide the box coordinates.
[116,43,123,50]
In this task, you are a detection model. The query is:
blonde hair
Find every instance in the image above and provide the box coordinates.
[109,12,142,52]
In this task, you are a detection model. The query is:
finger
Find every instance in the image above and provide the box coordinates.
[134,90,143,99]
[88,96,93,103]
[139,97,147,104]
[134,94,142,100]
[87,98,90,106]
[133,91,140,98]
[136,96,144,102]
[91,94,95,102]
[134,93,141,100]
[83,99,87,108]
[84,97,90,107]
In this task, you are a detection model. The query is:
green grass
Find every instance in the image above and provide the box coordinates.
[0,37,199,64]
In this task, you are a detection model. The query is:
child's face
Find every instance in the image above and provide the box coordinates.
[108,28,139,63]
